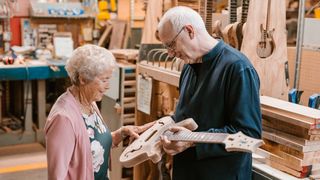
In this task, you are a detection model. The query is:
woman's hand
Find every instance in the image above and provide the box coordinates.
[121,121,155,141]
[112,121,155,147]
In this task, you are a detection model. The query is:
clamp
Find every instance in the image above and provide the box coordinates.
[308,94,320,109]
[288,88,304,104]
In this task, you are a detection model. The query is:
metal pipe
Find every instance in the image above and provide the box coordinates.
[293,0,305,89]
[171,57,177,70]
[152,50,163,66]
[158,51,168,67]
[147,49,162,64]
[164,54,171,69]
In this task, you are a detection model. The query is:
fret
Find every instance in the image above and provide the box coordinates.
[169,131,229,143]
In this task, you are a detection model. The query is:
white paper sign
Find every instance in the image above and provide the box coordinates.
[137,74,152,114]
[53,36,74,58]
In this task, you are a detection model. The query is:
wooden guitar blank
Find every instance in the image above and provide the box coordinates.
[120,117,264,168]
[120,117,198,168]
[241,0,289,100]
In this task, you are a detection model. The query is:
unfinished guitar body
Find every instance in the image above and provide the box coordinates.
[119,117,198,168]
[241,0,289,100]
[212,20,224,40]
[120,117,264,168]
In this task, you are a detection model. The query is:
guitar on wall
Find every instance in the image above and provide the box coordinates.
[119,117,264,168]
[256,0,275,58]
[212,20,224,40]
[241,0,289,100]
[199,0,214,35]
[222,0,238,48]
[231,0,250,50]
[200,0,224,40]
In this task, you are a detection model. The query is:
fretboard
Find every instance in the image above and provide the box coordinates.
[165,130,228,144]
[230,0,237,23]
[241,0,250,25]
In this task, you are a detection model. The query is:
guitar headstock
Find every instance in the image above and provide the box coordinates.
[223,132,264,153]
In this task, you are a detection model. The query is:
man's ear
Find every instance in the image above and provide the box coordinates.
[185,25,195,39]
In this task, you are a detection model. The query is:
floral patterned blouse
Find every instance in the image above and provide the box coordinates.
[82,111,112,180]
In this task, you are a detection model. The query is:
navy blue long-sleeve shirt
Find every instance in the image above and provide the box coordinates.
[172,41,262,180]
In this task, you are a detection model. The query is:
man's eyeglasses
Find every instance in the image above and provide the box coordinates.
[163,27,185,51]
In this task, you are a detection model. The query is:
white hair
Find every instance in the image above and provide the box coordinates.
[65,44,116,85]
[157,6,206,34]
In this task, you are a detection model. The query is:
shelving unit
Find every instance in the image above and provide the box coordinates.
[101,61,137,180]
[134,49,182,180]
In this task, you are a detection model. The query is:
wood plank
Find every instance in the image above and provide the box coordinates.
[241,0,289,100]
[261,96,320,121]
[256,148,311,172]
[110,49,139,60]
[138,62,180,87]
[253,159,306,180]
[123,80,136,86]
[268,159,311,178]
[262,139,320,162]
[98,24,113,47]
[263,118,320,140]
[262,107,315,129]
[256,148,311,178]
[141,0,162,44]
[263,126,320,146]
[109,20,128,49]
[262,118,310,139]
[262,131,320,152]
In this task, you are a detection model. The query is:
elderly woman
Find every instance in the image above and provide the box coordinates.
[45,44,152,180]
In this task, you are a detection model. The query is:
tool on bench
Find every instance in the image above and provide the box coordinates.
[288,88,304,104]
[308,93,320,109]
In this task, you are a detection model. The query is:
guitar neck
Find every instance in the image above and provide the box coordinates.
[266,0,271,30]
[164,130,264,153]
[229,0,237,23]
[206,0,213,33]
[241,0,250,25]
[166,131,228,144]
[199,0,213,34]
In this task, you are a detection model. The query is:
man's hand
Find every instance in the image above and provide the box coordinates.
[160,126,194,156]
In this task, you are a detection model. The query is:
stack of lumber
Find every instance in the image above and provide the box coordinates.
[110,49,139,63]
[257,96,320,179]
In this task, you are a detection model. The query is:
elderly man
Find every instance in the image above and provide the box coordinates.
[157,6,262,180]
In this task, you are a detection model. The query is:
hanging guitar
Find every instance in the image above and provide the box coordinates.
[212,20,224,39]
[120,116,264,168]
[199,0,213,34]
[222,0,238,48]
[256,0,275,58]
[230,0,250,50]
[241,0,289,99]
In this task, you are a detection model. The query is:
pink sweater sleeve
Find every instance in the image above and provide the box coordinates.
[45,114,75,180]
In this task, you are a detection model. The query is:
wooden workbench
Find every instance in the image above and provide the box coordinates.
[0,60,68,146]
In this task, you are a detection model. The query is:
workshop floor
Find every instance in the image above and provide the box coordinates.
[0,143,47,180]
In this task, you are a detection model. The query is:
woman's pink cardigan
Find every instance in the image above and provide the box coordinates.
[45,89,97,180]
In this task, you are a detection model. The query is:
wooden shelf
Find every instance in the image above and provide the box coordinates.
[31,14,95,19]
[138,61,181,87]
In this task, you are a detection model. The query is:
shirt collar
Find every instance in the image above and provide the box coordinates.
[202,40,224,63]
